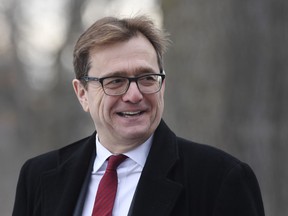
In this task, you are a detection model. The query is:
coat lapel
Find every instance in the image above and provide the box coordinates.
[130,121,183,216]
[41,133,96,216]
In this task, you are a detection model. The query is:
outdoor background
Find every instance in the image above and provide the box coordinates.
[1,0,287,215]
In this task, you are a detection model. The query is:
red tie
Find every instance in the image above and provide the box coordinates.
[92,154,127,216]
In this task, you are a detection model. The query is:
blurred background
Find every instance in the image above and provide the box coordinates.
[1,0,287,215]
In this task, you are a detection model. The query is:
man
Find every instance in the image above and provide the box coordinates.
[13,16,265,216]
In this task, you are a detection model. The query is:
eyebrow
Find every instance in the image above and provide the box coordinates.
[105,67,158,77]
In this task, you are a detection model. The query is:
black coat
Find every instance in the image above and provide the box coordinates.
[13,120,265,216]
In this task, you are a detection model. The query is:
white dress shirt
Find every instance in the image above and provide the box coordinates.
[81,134,153,216]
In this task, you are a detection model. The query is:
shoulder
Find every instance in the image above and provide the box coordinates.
[20,134,93,176]
[174,136,261,194]
[156,120,243,172]
[175,136,246,175]
[174,137,264,215]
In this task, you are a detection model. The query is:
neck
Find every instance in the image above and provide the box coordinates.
[97,134,150,154]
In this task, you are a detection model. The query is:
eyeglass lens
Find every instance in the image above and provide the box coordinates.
[102,74,163,96]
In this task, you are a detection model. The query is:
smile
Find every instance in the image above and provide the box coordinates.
[117,111,144,117]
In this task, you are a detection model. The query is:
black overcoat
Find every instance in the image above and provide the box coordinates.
[13,120,265,216]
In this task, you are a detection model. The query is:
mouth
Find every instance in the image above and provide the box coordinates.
[117,111,144,118]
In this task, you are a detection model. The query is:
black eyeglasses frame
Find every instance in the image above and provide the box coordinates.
[80,72,166,96]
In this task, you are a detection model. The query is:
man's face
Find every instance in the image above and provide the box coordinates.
[73,34,165,152]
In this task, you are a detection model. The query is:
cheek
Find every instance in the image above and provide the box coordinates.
[150,93,165,115]
[158,92,165,114]
[157,85,165,107]
[157,96,165,114]
[92,94,118,121]
[87,91,104,119]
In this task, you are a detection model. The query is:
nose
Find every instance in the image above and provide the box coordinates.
[122,82,143,103]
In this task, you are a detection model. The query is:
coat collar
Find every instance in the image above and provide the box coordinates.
[41,133,96,216]
[129,120,183,215]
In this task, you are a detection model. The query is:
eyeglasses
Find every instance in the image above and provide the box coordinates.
[80,73,165,96]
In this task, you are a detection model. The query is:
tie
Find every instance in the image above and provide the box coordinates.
[92,154,127,216]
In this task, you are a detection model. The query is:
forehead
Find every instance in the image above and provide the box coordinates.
[89,34,159,77]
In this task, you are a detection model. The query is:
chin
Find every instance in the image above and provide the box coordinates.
[119,126,152,141]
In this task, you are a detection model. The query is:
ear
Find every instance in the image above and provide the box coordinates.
[72,79,89,112]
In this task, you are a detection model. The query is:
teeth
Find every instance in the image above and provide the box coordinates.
[124,111,140,115]
[119,111,142,117]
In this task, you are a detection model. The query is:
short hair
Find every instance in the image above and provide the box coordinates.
[73,15,170,80]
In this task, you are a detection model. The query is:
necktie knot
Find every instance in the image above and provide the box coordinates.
[107,154,127,170]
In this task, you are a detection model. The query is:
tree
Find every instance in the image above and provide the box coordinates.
[161,0,288,215]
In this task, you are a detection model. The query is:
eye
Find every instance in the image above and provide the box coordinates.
[138,75,158,86]
[103,77,127,89]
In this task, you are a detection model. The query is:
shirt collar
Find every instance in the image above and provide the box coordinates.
[125,135,153,168]
[93,134,153,173]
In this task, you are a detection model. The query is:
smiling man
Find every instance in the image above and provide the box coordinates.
[13,16,265,216]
